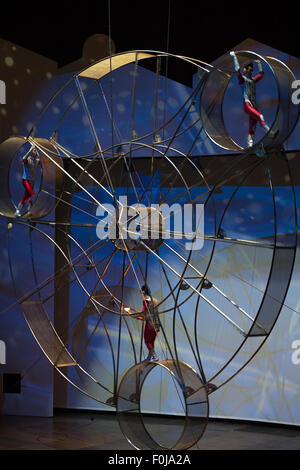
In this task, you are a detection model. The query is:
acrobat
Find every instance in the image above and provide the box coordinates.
[15,146,40,217]
[230,52,278,148]
[126,284,161,362]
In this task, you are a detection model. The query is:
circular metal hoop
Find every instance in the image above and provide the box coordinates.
[116,359,209,450]
[200,50,300,152]
[0,136,64,219]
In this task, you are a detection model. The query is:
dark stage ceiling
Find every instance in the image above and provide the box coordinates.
[0,4,299,74]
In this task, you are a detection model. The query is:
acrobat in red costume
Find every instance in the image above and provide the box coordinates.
[128,284,160,362]
[15,147,40,217]
[230,52,278,148]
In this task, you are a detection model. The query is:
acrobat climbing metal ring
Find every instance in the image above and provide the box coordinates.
[0,136,64,219]
[200,50,299,152]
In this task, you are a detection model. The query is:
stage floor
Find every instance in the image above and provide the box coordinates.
[0,409,299,451]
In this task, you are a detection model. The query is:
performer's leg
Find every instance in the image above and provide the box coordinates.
[144,321,158,360]
[244,102,278,140]
[247,116,257,147]
[20,180,29,205]
[243,101,277,135]
[144,321,156,351]
[244,102,266,126]
[244,102,273,147]
[23,180,35,212]
[15,180,35,216]
[23,179,35,201]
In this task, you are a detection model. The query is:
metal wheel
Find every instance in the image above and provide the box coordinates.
[1,50,298,450]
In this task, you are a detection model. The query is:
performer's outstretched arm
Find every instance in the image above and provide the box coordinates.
[35,149,40,164]
[230,51,240,71]
[126,300,147,320]
[22,147,33,163]
[230,51,244,84]
[253,60,264,82]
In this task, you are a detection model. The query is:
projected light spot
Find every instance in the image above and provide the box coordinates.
[82,115,89,126]
[116,103,126,113]
[4,56,14,67]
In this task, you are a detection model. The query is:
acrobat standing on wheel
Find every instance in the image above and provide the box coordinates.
[230,52,278,148]
[15,146,40,217]
[126,284,161,362]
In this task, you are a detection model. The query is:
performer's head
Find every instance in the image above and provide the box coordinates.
[244,62,253,77]
[141,284,151,298]
[32,147,37,157]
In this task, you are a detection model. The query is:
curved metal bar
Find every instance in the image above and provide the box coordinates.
[0,136,28,217]
[193,151,298,393]
[6,219,117,401]
[27,49,212,143]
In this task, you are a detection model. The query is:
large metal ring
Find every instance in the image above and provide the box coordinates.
[117,359,209,450]
[0,136,64,219]
[200,50,299,152]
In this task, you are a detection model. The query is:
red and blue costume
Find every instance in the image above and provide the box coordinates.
[230,52,272,147]
[238,65,266,136]
[15,147,40,216]
[140,295,160,353]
